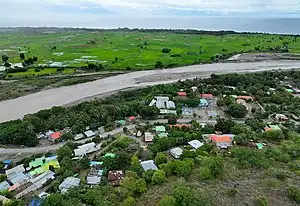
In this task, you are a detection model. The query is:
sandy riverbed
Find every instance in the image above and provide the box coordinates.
[1,60,300,123]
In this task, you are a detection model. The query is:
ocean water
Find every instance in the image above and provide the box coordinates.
[93,17,300,35]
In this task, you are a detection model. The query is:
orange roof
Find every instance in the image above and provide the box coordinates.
[264,127,272,131]
[178,92,187,96]
[210,135,232,143]
[50,132,61,140]
[237,96,253,100]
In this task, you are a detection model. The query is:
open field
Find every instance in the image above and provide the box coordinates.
[1,28,300,74]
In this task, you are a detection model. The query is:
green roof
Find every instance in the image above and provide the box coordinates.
[200,98,208,105]
[155,126,166,132]
[256,143,264,149]
[118,120,126,125]
[285,89,294,93]
[104,153,116,158]
[29,157,45,168]
[157,133,168,138]
[269,125,281,131]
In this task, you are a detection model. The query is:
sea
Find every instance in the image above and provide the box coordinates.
[89,17,300,35]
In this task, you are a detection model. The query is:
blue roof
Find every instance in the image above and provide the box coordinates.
[2,160,12,165]
[28,198,42,206]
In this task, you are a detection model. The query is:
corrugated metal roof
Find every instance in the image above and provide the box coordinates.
[141,160,158,171]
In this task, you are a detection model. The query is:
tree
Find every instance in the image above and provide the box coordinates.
[79,156,90,169]
[1,55,8,62]
[61,132,73,141]
[224,96,235,106]
[20,53,25,60]
[227,104,248,118]
[123,196,136,206]
[215,118,235,134]
[155,61,163,68]
[230,124,251,135]
[57,145,73,162]
[102,156,120,171]
[152,170,167,184]
[158,196,176,206]
[154,152,168,165]
[130,155,143,175]
[115,57,119,61]
[198,166,212,180]
[139,106,160,119]
[142,169,155,183]
[162,48,171,53]
[262,130,285,141]
[135,178,147,193]
[217,99,225,107]
[287,185,300,204]
[33,56,38,62]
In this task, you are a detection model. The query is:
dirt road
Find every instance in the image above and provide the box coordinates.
[1,60,300,123]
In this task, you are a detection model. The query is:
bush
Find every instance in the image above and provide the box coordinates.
[256,195,268,206]
[287,185,300,203]
[198,166,212,180]
[227,104,248,118]
[162,48,171,53]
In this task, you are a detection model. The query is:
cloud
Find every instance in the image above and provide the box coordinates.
[1,0,300,26]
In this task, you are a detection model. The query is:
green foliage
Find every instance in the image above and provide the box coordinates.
[1,55,9,62]
[152,170,167,185]
[230,124,252,135]
[287,185,300,203]
[123,196,136,206]
[198,156,224,178]
[162,48,171,53]
[154,153,168,165]
[227,103,248,118]
[57,145,73,162]
[198,166,212,180]
[130,155,144,176]
[142,169,156,184]
[261,130,285,141]
[217,99,225,107]
[61,132,74,141]
[157,196,176,206]
[215,118,235,134]
[139,106,160,119]
[256,195,268,206]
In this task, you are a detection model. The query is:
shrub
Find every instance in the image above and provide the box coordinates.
[287,185,300,203]
[256,195,268,206]
[198,166,212,180]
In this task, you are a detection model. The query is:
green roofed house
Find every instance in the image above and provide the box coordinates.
[269,125,281,131]
[155,126,166,133]
[117,120,126,126]
[104,153,116,158]
[285,89,294,93]
[29,157,45,169]
[256,143,264,150]
[157,133,168,138]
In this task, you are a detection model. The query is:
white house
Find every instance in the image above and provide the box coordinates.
[74,142,100,157]
[188,140,204,149]
[170,147,183,159]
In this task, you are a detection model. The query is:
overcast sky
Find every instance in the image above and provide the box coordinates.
[1,0,300,27]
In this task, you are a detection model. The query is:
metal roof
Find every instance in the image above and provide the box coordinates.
[188,140,204,149]
[140,160,158,171]
[59,177,80,193]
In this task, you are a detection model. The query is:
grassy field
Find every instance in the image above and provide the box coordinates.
[1,29,300,73]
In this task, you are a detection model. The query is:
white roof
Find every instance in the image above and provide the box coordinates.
[11,63,24,68]
[156,96,169,101]
[144,132,154,142]
[0,181,10,191]
[188,140,204,149]
[160,109,177,115]
[87,176,101,185]
[74,142,98,157]
[84,130,95,138]
[170,147,183,157]
[156,100,166,109]
[30,171,55,188]
[166,101,175,109]
[6,164,25,178]
[149,99,156,107]
[0,66,6,72]
[59,177,80,193]
[140,160,158,171]
[74,134,84,140]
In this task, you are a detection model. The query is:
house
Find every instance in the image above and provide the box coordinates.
[98,126,105,134]
[285,88,294,93]
[128,116,136,122]
[74,142,100,157]
[5,165,30,189]
[293,88,300,94]
[29,157,45,169]
[0,181,10,192]
[275,114,288,122]
[2,160,12,169]
[87,168,103,185]
[182,107,193,116]
[155,126,166,133]
[210,134,234,149]
[59,177,80,193]
[108,171,124,186]
[256,143,264,150]
[144,132,154,143]
[169,124,192,129]
[157,133,168,138]
[84,130,95,138]
[264,125,282,131]
[29,157,60,176]
[90,161,103,167]
[188,140,204,149]
[6,165,25,180]
[199,98,209,108]
[291,114,300,121]
[28,198,42,206]
[117,120,126,126]
[207,111,218,119]
[49,132,62,142]
[150,96,176,109]
[104,153,116,158]
[74,133,84,141]
[177,91,187,97]
[140,160,158,171]
[237,96,253,101]
[191,87,198,92]
[160,109,177,115]
[170,147,183,159]
[201,94,214,99]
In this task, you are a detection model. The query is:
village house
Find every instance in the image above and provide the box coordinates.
[87,168,103,185]
[144,132,154,143]
[191,87,198,92]
[293,87,300,94]
[182,107,193,116]
[140,160,158,171]
[210,134,234,149]
[188,140,204,149]
[169,124,192,130]
[59,177,80,193]
[48,131,62,142]
[108,171,124,186]
[237,96,254,101]
[74,133,84,141]
[149,96,176,109]
[5,165,30,190]
[84,130,95,138]
[74,142,100,157]
[199,98,209,108]
[207,110,218,119]
[170,147,183,159]
[177,91,187,97]
[264,125,282,131]
[155,126,166,133]
[201,94,214,100]
[275,114,288,122]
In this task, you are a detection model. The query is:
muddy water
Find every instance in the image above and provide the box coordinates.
[1,60,300,123]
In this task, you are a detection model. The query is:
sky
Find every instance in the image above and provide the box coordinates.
[1,0,300,27]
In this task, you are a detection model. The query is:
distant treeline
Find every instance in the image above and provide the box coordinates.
[3,27,300,37]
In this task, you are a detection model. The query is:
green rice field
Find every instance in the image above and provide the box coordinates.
[1,29,300,72]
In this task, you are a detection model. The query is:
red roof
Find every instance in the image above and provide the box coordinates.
[169,124,192,129]
[129,116,136,121]
[201,94,214,99]
[237,96,253,100]
[177,92,187,96]
[210,135,232,143]
[50,132,61,140]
